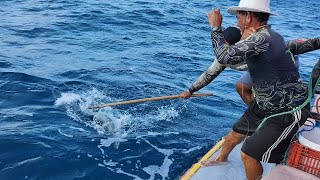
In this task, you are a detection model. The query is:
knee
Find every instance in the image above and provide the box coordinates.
[241,151,257,163]
[241,151,248,161]
[235,82,242,95]
[225,135,236,145]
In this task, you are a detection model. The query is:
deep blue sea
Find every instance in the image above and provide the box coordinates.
[0,0,319,179]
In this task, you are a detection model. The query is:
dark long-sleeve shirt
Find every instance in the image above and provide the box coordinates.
[208,26,313,112]
[189,37,320,94]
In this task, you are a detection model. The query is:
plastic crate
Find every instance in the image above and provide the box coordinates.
[286,141,320,177]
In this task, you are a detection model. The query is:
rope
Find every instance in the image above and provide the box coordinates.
[258,69,320,129]
[256,62,320,164]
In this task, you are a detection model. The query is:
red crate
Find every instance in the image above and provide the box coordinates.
[286,141,320,177]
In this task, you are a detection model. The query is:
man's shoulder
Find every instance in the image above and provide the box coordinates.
[248,27,272,39]
[268,28,285,39]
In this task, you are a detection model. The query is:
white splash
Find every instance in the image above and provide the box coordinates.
[144,106,179,122]
[56,88,182,138]
[156,106,179,121]
[100,138,127,148]
[54,93,81,106]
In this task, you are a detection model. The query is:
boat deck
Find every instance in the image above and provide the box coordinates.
[181,95,320,180]
[188,142,275,180]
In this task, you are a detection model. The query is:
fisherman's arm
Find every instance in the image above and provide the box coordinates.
[222,28,257,71]
[208,9,268,65]
[287,38,320,55]
[211,30,269,65]
[181,60,226,98]
[189,60,225,93]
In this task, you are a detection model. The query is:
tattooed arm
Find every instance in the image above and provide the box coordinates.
[287,38,320,55]
[210,29,270,65]
[188,60,226,93]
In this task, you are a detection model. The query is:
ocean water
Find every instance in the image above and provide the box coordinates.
[0,0,319,179]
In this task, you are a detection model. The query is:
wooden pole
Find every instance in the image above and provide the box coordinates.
[87,93,213,109]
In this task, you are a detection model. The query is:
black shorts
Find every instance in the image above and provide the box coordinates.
[241,105,310,164]
[232,101,266,136]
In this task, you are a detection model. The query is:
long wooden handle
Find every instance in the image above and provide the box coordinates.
[87,93,213,109]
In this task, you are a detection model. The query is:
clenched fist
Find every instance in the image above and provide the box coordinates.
[208,8,223,28]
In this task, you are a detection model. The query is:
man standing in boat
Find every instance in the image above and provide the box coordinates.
[182,6,320,178]
[183,0,316,179]
[209,0,310,179]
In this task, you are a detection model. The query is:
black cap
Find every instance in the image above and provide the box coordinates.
[222,27,241,45]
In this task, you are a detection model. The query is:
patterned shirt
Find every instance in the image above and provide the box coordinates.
[205,26,319,112]
[189,37,320,94]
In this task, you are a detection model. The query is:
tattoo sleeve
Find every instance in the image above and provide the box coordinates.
[287,38,320,55]
[210,29,269,65]
[189,60,225,93]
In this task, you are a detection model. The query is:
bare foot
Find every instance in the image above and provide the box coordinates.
[201,157,228,167]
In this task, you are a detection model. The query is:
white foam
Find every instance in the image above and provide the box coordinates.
[103,159,118,167]
[115,169,141,180]
[1,157,41,171]
[143,165,159,180]
[69,126,90,133]
[54,93,81,106]
[147,131,179,136]
[98,163,105,167]
[157,107,179,121]
[58,88,182,139]
[91,109,131,136]
[135,131,179,139]
[99,138,127,148]
[93,136,176,180]
[143,138,173,179]
[183,146,202,154]
[144,106,179,122]
[0,107,33,117]
[57,129,73,138]
[34,141,51,148]
[16,157,41,166]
